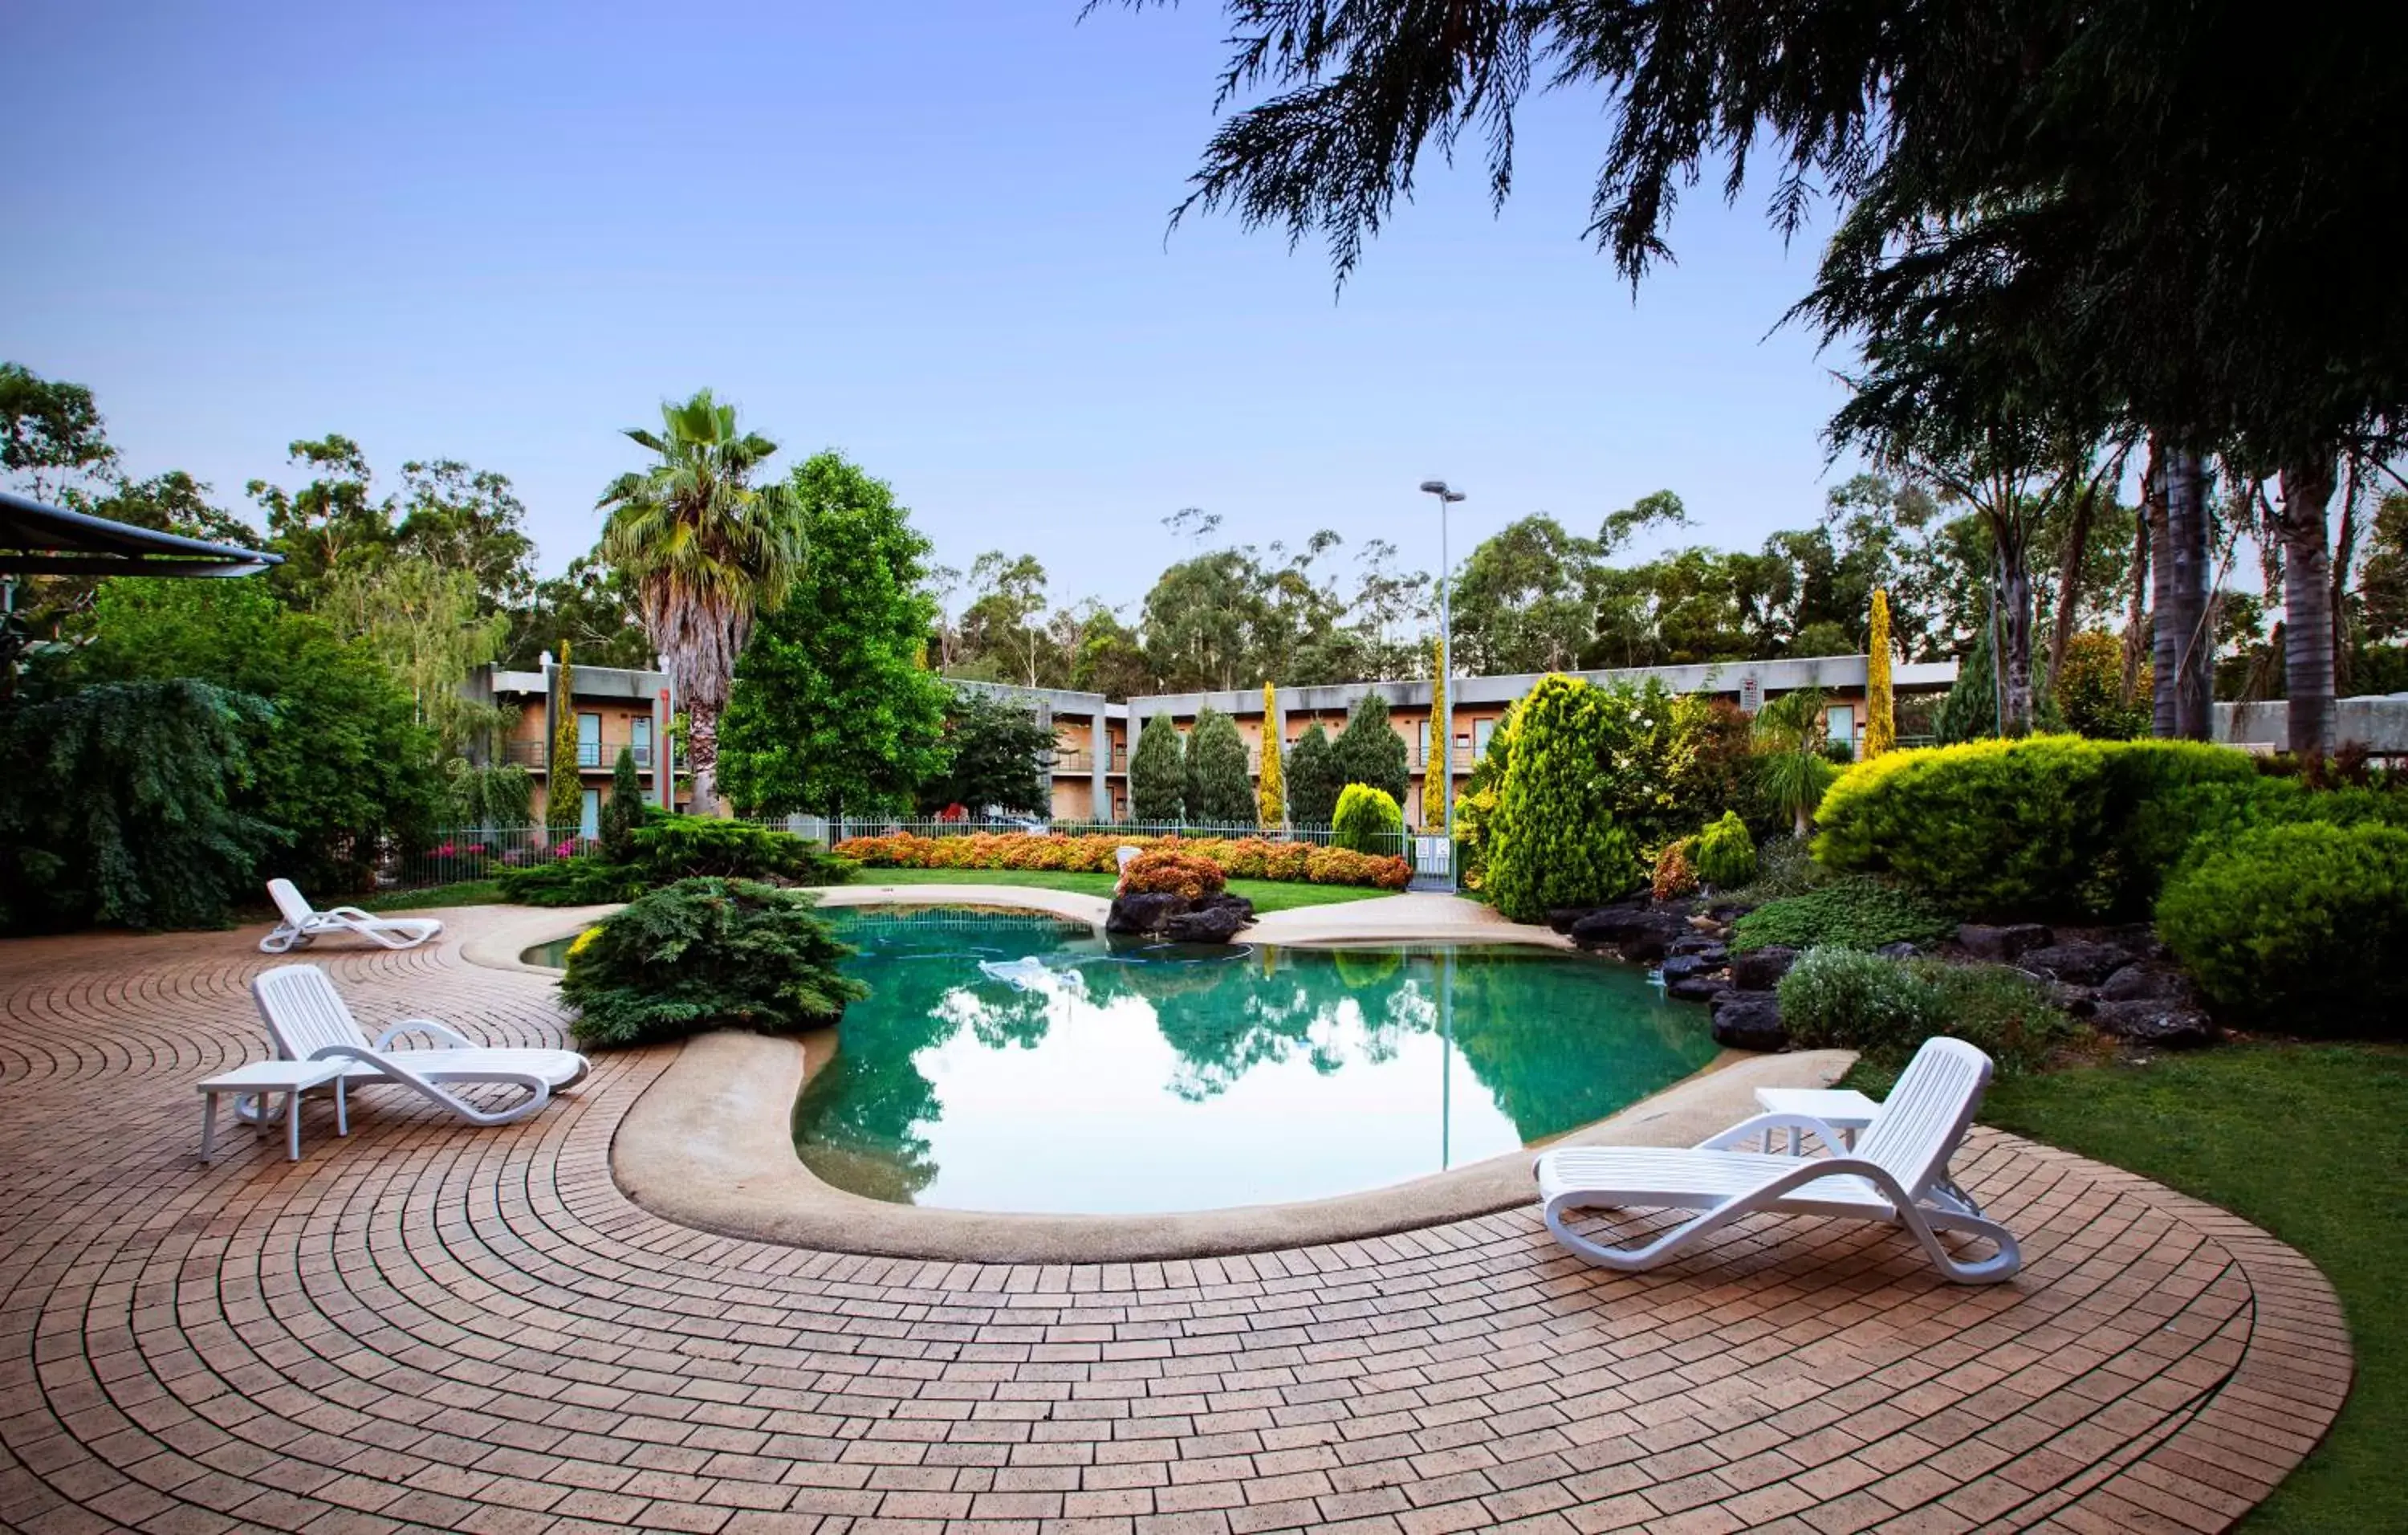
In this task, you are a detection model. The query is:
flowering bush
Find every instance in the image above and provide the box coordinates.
[1121,849,1227,900]
[830,830,1409,889]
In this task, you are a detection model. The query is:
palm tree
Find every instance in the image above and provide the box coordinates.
[598,389,803,812]
[1754,688,1841,840]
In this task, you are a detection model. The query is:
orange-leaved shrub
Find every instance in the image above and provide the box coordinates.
[1121,849,1228,900]
[828,831,1409,890]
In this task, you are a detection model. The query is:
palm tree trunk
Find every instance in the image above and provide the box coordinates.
[2333,455,2361,697]
[2164,446,2212,739]
[2147,442,2179,736]
[1995,550,2036,735]
[2121,488,2152,705]
[2276,454,2338,756]
[2048,486,2096,694]
[685,706,721,816]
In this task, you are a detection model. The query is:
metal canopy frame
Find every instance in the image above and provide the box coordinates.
[0,488,283,577]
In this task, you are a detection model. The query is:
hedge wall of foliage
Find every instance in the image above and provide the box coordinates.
[1182,708,1256,825]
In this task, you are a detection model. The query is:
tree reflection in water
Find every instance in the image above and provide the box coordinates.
[791,907,1719,1211]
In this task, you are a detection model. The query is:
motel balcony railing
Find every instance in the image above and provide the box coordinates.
[500,739,656,772]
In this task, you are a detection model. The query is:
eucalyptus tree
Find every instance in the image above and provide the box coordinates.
[597,389,805,810]
[1119,1,2408,750]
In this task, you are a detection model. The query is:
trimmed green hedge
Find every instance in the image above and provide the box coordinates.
[1813,736,2260,918]
[2156,821,2408,1034]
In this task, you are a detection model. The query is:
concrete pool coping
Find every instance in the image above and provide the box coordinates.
[469,890,1855,1263]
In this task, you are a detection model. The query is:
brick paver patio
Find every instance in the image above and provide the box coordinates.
[0,911,2350,1535]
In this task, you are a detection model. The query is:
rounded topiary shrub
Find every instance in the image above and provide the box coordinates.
[2155,821,2408,1033]
[1331,784,1405,855]
[1692,810,1757,889]
[1121,848,1227,900]
[1813,736,2113,916]
[559,877,867,1049]
[1484,674,1642,922]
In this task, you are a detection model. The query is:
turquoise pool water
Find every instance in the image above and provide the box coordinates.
[786,906,1718,1214]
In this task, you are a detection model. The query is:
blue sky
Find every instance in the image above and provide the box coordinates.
[5,0,1856,609]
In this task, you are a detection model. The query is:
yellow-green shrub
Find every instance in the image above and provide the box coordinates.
[1332,784,1405,854]
[1483,675,1643,922]
[2155,821,2408,1032]
[1692,810,1757,889]
[1813,735,2260,918]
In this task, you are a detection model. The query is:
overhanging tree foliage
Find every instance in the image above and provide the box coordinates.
[0,680,279,931]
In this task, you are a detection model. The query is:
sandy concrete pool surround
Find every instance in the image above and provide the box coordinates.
[470,890,1850,1261]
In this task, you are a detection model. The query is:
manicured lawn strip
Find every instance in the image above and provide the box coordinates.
[356,880,508,911]
[846,866,1396,914]
[1976,1044,2407,1532]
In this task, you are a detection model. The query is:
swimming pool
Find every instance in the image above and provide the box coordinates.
[785,906,1718,1214]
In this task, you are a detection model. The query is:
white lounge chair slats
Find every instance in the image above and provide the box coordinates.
[251,963,588,1127]
[258,879,442,954]
[1535,1036,2021,1284]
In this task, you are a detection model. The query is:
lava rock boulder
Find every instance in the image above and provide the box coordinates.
[1710,991,1788,1052]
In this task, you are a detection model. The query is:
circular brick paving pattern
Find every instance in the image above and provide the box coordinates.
[0,912,2350,1535]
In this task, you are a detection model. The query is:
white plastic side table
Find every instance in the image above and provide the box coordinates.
[1752,1085,1881,1154]
[197,1059,348,1162]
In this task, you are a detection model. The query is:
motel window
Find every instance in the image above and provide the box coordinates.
[1418,721,1430,763]
[579,788,600,841]
[1474,717,1496,759]
[1826,705,1856,755]
[576,711,602,768]
[631,715,653,768]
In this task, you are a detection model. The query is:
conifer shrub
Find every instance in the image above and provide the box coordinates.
[2156,821,2408,1033]
[1692,810,1757,889]
[1331,693,1411,808]
[1814,735,2263,918]
[1483,674,1642,922]
[1331,784,1405,855]
[1129,715,1186,822]
[599,747,648,864]
[1731,878,1955,953]
[1284,723,1340,825]
[1182,707,1256,825]
[559,878,866,1048]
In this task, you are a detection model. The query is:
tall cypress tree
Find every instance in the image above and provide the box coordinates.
[1422,639,1449,825]
[547,641,582,833]
[1865,590,1897,758]
[1129,714,1186,823]
[1285,723,1340,825]
[1332,693,1410,808]
[1183,707,1255,826]
[1256,682,1285,828]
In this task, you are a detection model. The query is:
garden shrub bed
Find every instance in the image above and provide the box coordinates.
[832,830,1410,889]
[499,814,855,907]
[1731,877,1955,953]
[1777,945,2079,1074]
[559,877,868,1048]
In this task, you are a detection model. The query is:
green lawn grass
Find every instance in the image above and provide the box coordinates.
[847,865,1399,914]
[1977,1043,2407,1531]
[355,880,507,911]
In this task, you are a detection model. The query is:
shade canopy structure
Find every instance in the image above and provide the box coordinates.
[0,488,282,578]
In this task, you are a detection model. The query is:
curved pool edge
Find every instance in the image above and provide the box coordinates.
[613,1028,1856,1264]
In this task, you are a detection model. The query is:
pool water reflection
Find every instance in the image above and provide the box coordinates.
[790,906,1717,1214]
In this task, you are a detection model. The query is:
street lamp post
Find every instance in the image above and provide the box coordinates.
[1418,479,1465,890]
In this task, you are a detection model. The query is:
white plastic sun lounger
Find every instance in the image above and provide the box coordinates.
[1534,1036,2021,1283]
[258,878,443,954]
[251,963,588,1126]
